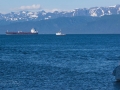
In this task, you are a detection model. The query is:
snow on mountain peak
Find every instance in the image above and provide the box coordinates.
[30,15,38,18]
[109,5,117,8]
[89,8,98,16]
[22,11,26,13]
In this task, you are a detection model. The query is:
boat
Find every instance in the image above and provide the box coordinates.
[56,30,65,35]
[6,28,38,35]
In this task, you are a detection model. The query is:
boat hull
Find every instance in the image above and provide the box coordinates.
[6,32,38,35]
[6,28,38,35]
[56,30,65,35]
[56,32,65,35]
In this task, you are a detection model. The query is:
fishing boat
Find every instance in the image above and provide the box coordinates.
[56,30,65,35]
[6,28,38,35]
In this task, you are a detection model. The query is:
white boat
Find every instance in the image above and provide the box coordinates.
[56,30,65,35]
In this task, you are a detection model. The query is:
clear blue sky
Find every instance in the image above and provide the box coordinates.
[0,0,120,13]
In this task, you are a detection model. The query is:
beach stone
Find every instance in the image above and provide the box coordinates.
[113,65,120,81]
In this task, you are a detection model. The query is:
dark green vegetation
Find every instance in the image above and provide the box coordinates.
[0,15,120,34]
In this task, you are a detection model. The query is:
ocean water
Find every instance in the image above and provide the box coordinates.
[0,34,120,90]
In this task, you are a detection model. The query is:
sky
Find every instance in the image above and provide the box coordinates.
[0,0,120,13]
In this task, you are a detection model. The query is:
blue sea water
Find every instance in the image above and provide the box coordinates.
[0,34,120,90]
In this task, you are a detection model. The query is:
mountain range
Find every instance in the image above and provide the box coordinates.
[0,4,120,21]
[0,5,120,34]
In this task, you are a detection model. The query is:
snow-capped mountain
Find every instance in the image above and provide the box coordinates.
[0,4,120,21]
